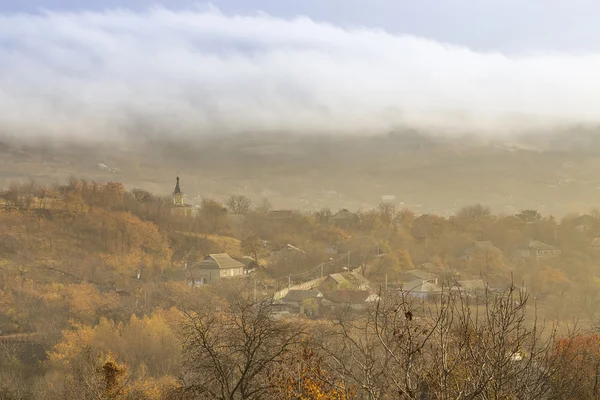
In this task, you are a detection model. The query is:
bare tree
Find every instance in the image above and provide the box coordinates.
[241,235,263,264]
[174,295,305,400]
[314,207,333,224]
[198,199,229,234]
[319,284,584,400]
[226,195,252,215]
[131,188,153,204]
[2,182,23,208]
[34,184,53,209]
[153,195,172,228]
[255,198,272,214]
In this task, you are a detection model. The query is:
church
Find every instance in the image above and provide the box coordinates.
[171,176,195,217]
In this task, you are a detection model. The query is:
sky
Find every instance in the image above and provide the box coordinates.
[3,0,600,52]
[1,1,600,140]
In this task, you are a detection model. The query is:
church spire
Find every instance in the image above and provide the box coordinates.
[174,176,182,195]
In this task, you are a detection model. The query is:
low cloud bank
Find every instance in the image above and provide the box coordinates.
[1,6,599,140]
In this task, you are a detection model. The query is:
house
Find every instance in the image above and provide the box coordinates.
[281,244,306,254]
[268,243,306,257]
[268,210,296,220]
[411,214,444,239]
[401,279,441,299]
[233,256,260,274]
[331,209,359,228]
[503,215,523,227]
[399,269,438,285]
[187,253,245,285]
[573,214,596,228]
[171,176,195,217]
[319,272,370,291]
[515,240,560,261]
[321,290,379,312]
[267,243,307,265]
[462,241,502,262]
[280,290,323,316]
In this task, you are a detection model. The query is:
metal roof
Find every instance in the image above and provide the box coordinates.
[192,254,245,270]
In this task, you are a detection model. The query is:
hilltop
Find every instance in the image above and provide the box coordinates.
[3,129,600,216]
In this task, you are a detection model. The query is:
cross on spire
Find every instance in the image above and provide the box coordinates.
[174,176,182,194]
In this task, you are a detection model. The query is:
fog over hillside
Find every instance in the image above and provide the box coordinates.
[2,6,600,139]
[2,6,600,216]
[2,130,600,217]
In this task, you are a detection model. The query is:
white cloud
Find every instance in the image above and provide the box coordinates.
[1,6,600,140]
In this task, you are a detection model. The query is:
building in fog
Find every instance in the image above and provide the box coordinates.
[514,240,561,261]
[332,209,359,229]
[171,176,194,217]
[462,241,502,262]
[187,254,246,285]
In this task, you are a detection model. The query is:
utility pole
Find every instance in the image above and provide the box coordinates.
[360,272,363,290]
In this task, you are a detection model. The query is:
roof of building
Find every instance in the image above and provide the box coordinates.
[283,290,323,303]
[527,240,556,250]
[322,290,374,304]
[323,272,370,289]
[174,176,182,194]
[332,209,358,220]
[192,254,245,270]
[504,215,522,223]
[328,273,350,286]
[268,210,295,219]
[234,256,258,267]
[464,241,499,254]
[401,269,437,282]
[402,279,441,292]
[272,244,306,255]
[574,214,596,226]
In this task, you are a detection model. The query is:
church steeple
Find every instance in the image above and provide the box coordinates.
[173,176,184,206]
[174,176,182,195]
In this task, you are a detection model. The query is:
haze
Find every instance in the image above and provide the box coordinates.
[2,5,600,139]
[6,3,600,399]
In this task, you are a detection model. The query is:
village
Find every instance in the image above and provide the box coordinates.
[3,175,600,398]
[164,176,600,322]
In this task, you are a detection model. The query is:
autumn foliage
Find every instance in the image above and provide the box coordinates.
[5,178,600,398]
[269,346,355,400]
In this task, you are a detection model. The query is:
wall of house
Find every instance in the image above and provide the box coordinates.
[171,207,193,217]
[534,249,560,259]
[195,269,219,284]
[219,267,244,278]
[515,249,531,259]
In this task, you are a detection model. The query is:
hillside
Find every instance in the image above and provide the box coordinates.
[3,130,600,216]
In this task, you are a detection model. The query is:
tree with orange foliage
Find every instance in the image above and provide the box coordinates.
[554,333,600,399]
[102,182,125,209]
[269,346,355,400]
